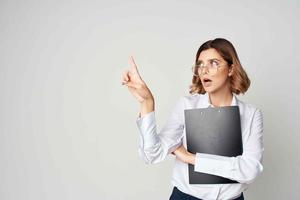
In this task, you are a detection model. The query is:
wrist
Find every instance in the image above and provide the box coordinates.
[140,99,155,117]
[187,153,196,165]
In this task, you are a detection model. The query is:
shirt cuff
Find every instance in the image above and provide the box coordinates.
[136,111,155,129]
[136,111,158,149]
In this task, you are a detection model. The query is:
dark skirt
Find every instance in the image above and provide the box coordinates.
[169,187,244,200]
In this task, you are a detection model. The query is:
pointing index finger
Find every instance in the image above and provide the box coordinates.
[130,55,140,74]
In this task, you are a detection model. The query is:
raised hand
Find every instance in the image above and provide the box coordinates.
[122,56,154,104]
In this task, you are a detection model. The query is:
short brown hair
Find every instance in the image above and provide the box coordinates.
[189,38,250,95]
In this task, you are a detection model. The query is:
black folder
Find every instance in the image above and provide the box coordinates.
[184,106,243,184]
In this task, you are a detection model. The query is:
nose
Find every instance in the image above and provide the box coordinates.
[201,66,209,75]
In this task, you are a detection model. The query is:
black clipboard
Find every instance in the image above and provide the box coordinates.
[184,106,243,184]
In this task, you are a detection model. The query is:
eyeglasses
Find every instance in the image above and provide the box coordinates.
[191,60,228,76]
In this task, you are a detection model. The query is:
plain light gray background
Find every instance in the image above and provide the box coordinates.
[0,0,299,199]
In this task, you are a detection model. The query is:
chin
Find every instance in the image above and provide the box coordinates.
[203,86,216,93]
[203,82,226,94]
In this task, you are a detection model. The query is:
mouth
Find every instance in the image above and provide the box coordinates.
[202,77,213,87]
[203,78,212,83]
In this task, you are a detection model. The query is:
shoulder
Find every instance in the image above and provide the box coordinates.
[236,97,263,120]
[173,93,209,110]
[181,93,199,102]
[181,93,206,104]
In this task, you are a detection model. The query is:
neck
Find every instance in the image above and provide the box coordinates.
[208,83,233,107]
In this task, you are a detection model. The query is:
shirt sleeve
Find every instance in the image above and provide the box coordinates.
[136,97,185,164]
[194,108,264,184]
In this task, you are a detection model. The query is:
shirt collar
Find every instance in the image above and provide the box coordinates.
[202,92,238,108]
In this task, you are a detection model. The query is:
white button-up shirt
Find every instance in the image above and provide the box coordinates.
[136,92,264,200]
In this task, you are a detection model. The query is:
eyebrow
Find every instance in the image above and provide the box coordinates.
[196,58,221,65]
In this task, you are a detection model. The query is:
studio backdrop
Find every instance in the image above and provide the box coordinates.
[0,0,299,199]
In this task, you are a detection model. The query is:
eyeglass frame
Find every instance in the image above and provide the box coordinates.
[191,59,229,77]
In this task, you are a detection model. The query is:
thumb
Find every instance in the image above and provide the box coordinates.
[124,81,138,89]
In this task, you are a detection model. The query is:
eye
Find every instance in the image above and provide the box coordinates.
[211,60,219,67]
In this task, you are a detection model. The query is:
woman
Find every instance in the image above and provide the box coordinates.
[121,38,264,200]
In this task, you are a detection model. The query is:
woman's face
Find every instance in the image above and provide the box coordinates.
[197,48,232,94]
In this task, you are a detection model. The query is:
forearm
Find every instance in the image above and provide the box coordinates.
[172,144,196,165]
[136,101,166,165]
[194,153,264,184]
